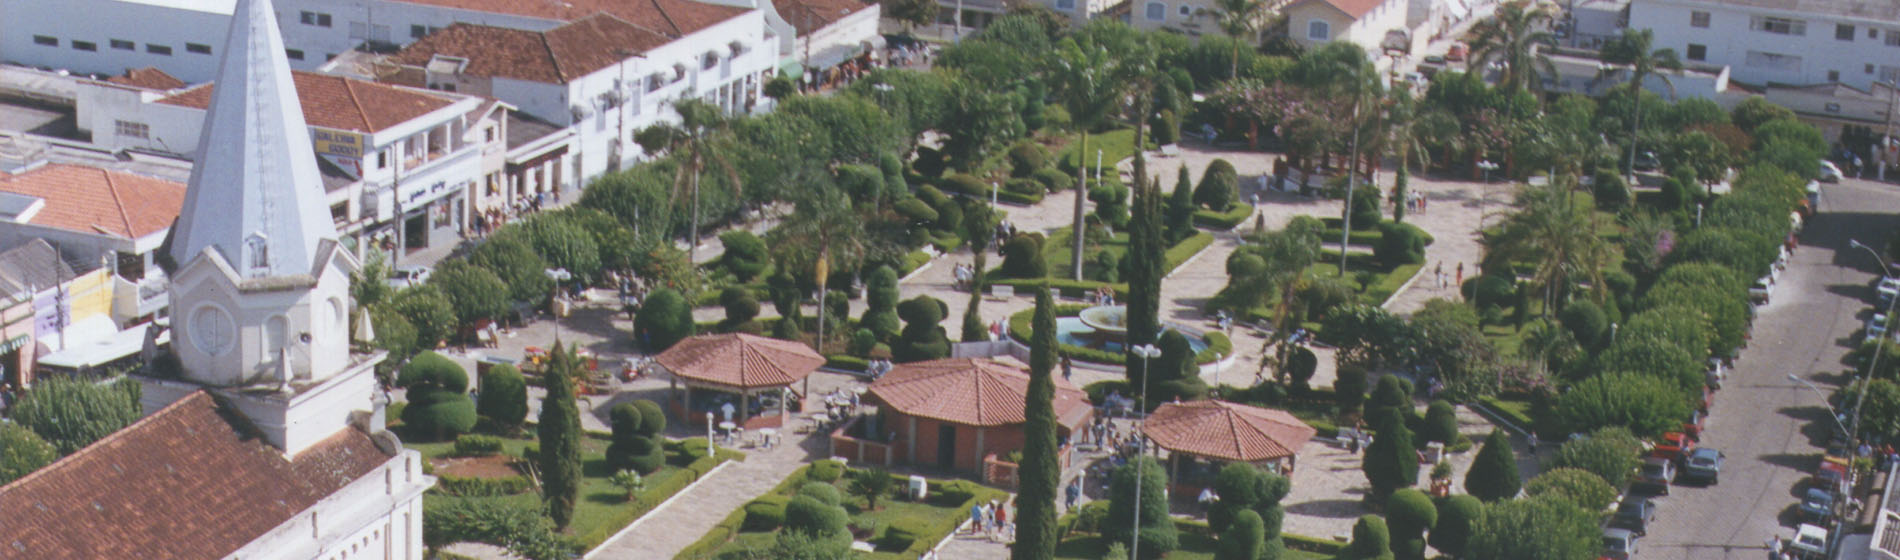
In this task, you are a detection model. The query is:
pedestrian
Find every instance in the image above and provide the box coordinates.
[1062,356,1074,381]
[1433,262,1444,289]
[1347,433,1361,454]
[1066,478,1081,511]
[1455,262,1464,287]
[994,500,1010,540]
[969,503,985,535]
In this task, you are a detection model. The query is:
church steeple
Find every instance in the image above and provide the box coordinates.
[169,0,335,278]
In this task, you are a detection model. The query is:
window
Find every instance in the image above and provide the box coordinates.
[1689,10,1709,28]
[114,120,149,139]
[109,39,134,50]
[146,44,171,55]
[647,74,665,92]
[1887,30,1900,46]
[187,43,211,54]
[1685,44,1706,61]
[71,40,96,52]
[1751,16,1806,36]
[1178,4,1191,16]
[1838,24,1856,40]
[286,49,305,60]
[1307,19,1330,40]
[377,150,388,169]
[32,35,56,47]
[484,126,495,143]
[1829,70,1840,82]
[1744,50,1802,71]
[189,305,235,356]
[1055,0,1074,9]
[300,11,332,27]
[1145,2,1164,20]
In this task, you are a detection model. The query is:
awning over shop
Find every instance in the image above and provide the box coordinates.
[37,321,167,371]
[779,59,805,81]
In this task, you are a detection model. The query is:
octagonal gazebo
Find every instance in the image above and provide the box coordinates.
[1141,399,1317,491]
[865,358,1093,475]
[654,333,824,429]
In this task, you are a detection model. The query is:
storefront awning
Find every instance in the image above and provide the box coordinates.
[37,322,167,371]
[778,59,804,81]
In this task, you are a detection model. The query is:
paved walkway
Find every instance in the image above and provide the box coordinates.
[589,426,833,559]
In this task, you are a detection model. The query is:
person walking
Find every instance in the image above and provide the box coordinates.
[1062,356,1074,381]
[1455,262,1464,288]
[1066,478,1082,511]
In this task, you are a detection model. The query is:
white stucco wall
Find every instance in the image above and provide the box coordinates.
[0,0,231,83]
[1630,0,1900,89]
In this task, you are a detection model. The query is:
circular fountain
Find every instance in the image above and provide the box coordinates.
[1056,305,1210,356]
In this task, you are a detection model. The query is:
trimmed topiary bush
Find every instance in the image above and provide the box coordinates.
[476,363,528,433]
[743,496,790,531]
[635,289,694,351]
[808,459,846,483]
[1008,142,1051,178]
[1374,221,1425,270]
[1001,234,1048,279]
[453,434,504,456]
[797,481,844,506]
[398,352,476,440]
[1559,300,1609,348]
[1195,159,1239,211]
[1032,167,1075,192]
[894,198,939,224]
[718,230,768,282]
[892,295,951,362]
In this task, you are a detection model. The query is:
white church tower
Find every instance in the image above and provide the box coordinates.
[141,0,381,457]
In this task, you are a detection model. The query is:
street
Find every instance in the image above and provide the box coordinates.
[1641,177,1899,559]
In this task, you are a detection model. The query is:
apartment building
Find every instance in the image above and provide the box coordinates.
[1629,0,1900,90]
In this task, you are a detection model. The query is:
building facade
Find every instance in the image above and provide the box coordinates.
[1628,0,1900,90]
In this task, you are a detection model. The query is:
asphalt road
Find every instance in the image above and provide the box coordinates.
[1639,177,1899,559]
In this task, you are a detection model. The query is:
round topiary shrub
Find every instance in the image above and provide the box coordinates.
[808,460,846,482]
[743,497,789,531]
[1195,159,1239,212]
[1004,178,1042,195]
[1593,168,1631,210]
[1000,234,1047,279]
[1008,142,1050,178]
[720,286,761,325]
[1032,167,1075,192]
[1149,109,1180,146]
[718,230,769,282]
[634,399,666,434]
[476,363,528,433]
[893,198,939,224]
[1460,274,1517,310]
[1374,222,1426,270]
[635,289,694,351]
[1559,300,1609,348]
[797,481,843,506]
[401,389,477,440]
[1093,251,1120,283]
[850,328,878,356]
[1349,185,1383,228]
[606,403,644,472]
[943,173,987,197]
[782,495,849,537]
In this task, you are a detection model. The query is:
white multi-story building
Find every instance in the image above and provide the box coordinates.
[1283,0,1414,56]
[1629,0,1900,90]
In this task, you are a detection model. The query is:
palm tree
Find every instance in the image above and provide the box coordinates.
[768,185,866,354]
[1050,37,1126,281]
[1212,0,1268,80]
[1599,29,1683,101]
[1488,179,1613,314]
[1385,89,1432,222]
[634,99,739,264]
[1467,0,1558,93]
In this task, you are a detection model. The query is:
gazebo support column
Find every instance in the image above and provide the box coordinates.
[907,415,918,464]
[974,427,986,474]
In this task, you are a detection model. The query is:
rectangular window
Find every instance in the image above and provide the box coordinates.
[1751,16,1806,36]
[1055,0,1074,9]
[72,40,96,51]
[1145,2,1164,21]
[110,39,134,50]
[32,35,56,47]
[286,49,304,60]
[484,127,496,143]
[1888,30,1900,46]
[1307,19,1330,40]
[300,11,332,27]
[1839,24,1856,40]
[1686,43,1706,61]
[1869,63,1878,74]
[1829,70,1841,82]
[1690,11,1709,28]
[186,43,211,54]
[377,150,388,169]
[1744,50,1802,71]
[411,24,427,38]
[146,44,171,55]
[114,120,149,139]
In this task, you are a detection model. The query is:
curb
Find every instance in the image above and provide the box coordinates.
[1163,238,1217,281]
[584,459,738,559]
[1378,263,1430,310]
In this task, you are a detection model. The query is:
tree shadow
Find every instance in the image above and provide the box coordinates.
[1284,498,1366,519]
[1754,452,1817,472]
[585,491,629,505]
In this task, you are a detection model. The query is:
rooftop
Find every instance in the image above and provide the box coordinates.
[869,358,1091,428]
[1141,399,1317,463]
[778,0,872,35]
[158,71,460,134]
[0,238,74,296]
[0,391,391,558]
[393,13,681,84]
[655,333,826,389]
[1290,0,1386,19]
[394,0,748,34]
[506,111,566,150]
[105,67,186,91]
[1639,0,1900,22]
[0,163,185,239]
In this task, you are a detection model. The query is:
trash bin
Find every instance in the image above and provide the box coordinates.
[909,475,928,501]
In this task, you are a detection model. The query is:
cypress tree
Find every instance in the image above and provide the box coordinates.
[1165,164,1196,243]
[1465,429,1523,502]
[1362,407,1419,501]
[962,252,989,343]
[1346,515,1394,560]
[537,342,583,529]
[1124,155,1166,389]
[1393,164,1409,223]
[1012,288,1061,560]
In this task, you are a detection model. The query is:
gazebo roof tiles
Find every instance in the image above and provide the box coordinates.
[1142,400,1317,463]
[654,333,824,389]
[868,358,1090,427]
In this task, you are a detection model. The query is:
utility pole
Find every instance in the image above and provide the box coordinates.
[1338,62,1367,276]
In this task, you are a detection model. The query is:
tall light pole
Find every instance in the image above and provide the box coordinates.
[1788,374,1855,442]
[545,267,572,342]
[1477,159,1499,230]
[1338,61,1369,276]
[1128,342,1162,558]
[1847,238,1899,455]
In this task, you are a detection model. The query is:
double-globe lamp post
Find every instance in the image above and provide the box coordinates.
[1128,342,1162,558]
[1477,160,1499,230]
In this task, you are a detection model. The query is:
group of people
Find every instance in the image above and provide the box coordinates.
[470,189,559,239]
[952,262,979,291]
[1432,262,1466,291]
[1400,191,1429,214]
[865,358,895,378]
[1092,285,1116,306]
[965,499,1014,542]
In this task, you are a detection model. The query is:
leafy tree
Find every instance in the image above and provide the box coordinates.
[1015,287,1061,560]
[498,214,602,282]
[1105,456,1176,560]
[1525,467,1618,511]
[350,249,395,308]
[0,421,56,483]
[421,499,576,560]
[848,466,895,510]
[606,403,663,474]
[1001,234,1049,279]
[610,470,645,501]
[963,253,990,343]
[635,288,694,351]
[771,526,852,560]
[1557,299,1607,348]
[1373,222,1425,270]
[1385,488,1437,560]
[469,236,552,305]
[9,376,141,455]
[427,260,509,325]
[1550,427,1644,488]
[1465,429,1523,502]
[1165,165,1198,244]
[1594,338,1704,393]
[1467,495,1602,560]
[1362,405,1419,501]
[1731,97,1796,134]
[1552,372,1692,437]
[476,363,528,434]
[1835,379,1900,445]
[389,286,457,352]
[1195,159,1239,211]
[636,98,741,264]
[537,343,583,529]
[1428,495,1483,557]
[892,296,951,362]
[1343,515,1393,560]
[1215,509,1264,560]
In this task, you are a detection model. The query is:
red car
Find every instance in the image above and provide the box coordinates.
[1653,432,1696,461]
[1682,410,1708,441]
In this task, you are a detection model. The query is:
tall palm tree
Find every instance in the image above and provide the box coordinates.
[1212,0,1268,80]
[1050,38,1126,281]
[634,99,739,264]
[1489,178,1613,313]
[767,185,865,354]
[1599,29,1683,100]
[1385,89,1432,222]
[1468,0,1558,93]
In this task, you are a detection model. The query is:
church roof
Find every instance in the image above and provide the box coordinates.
[0,163,186,240]
[392,14,677,85]
[157,71,460,134]
[167,0,339,278]
[0,391,391,558]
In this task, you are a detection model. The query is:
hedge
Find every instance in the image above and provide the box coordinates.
[576,442,744,548]
[434,473,533,497]
[984,231,1214,298]
[742,495,791,531]
[1285,532,1349,554]
[899,250,935,277]
[692,285,770,308]
[1166,232,1217,273]
[452,434,504,456]
[674,466,1006,559]
[937,175,1044,205]
[1193,203,1255,230]
[825,354,869,372]
[1477,396,1537,434]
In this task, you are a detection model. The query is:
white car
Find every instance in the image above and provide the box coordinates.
[386,265,432,289]
[1750,276,1775,304]
[1789,524,1829,559]
[1820,160,1844,183]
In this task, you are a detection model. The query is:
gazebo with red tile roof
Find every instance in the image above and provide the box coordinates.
[653,333,824,429]
[1142,399,1318,486]
[863,358,1093,475]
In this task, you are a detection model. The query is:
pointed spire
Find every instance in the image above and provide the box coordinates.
[168,0,336,278]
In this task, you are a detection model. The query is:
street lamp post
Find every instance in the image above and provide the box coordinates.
[545,268,572,342]
[1788,374,1855,445]
[1477,160,1499,230]
[1846,239,1900,455]
[1128,342,1162,558]
[706,412,717,456]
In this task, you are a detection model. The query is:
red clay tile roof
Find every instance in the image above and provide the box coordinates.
[106,67,186,90]
[158,71,458,133]
[0,391,392,558]
[393,14,676,84]
[394,0,748,37]
[1289,0,1384,18]
[0,164,185,239]
[869,358,1091,428]
[1142,400,1317,463]
[655,333,825,389]
[779,0,872,35]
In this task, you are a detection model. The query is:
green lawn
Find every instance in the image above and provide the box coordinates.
[1057,128,1145,174]
[1054,533,1331,560]
[685,464,1009,560]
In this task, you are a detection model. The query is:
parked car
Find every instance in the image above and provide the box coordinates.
[1446,43,1468,61]
[1820,160,1844,183]
[1800,487,1836,521]
[1681,410,1708,441]
[1817,458,1850,491]
[1602,528,1639,560]
[1681,447,1724,484]
[1609,498,1658,535]
[1633,151,1662,171]
[1750,276,1775,303]
[1706,358,1727,389]
[1877,276,1900,304]
[1639,457,1677,493]
[1789,524,1829,559]
[1653,432,1696,461]
[387,265,432,289]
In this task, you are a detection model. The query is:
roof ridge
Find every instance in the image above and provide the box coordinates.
[0,391,204,493]
[339,77,375,132]
[98,167,135,237]
[647,0,684,37]
[536,29,570,83]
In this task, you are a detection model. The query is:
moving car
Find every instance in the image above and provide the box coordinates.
[1800,487,1835,522]
[1820,160,1844,183]
[1639,457,1677,493]
[1609,498,1657,535]
[1603,528,1638,560]
[1681,447,1723,484]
